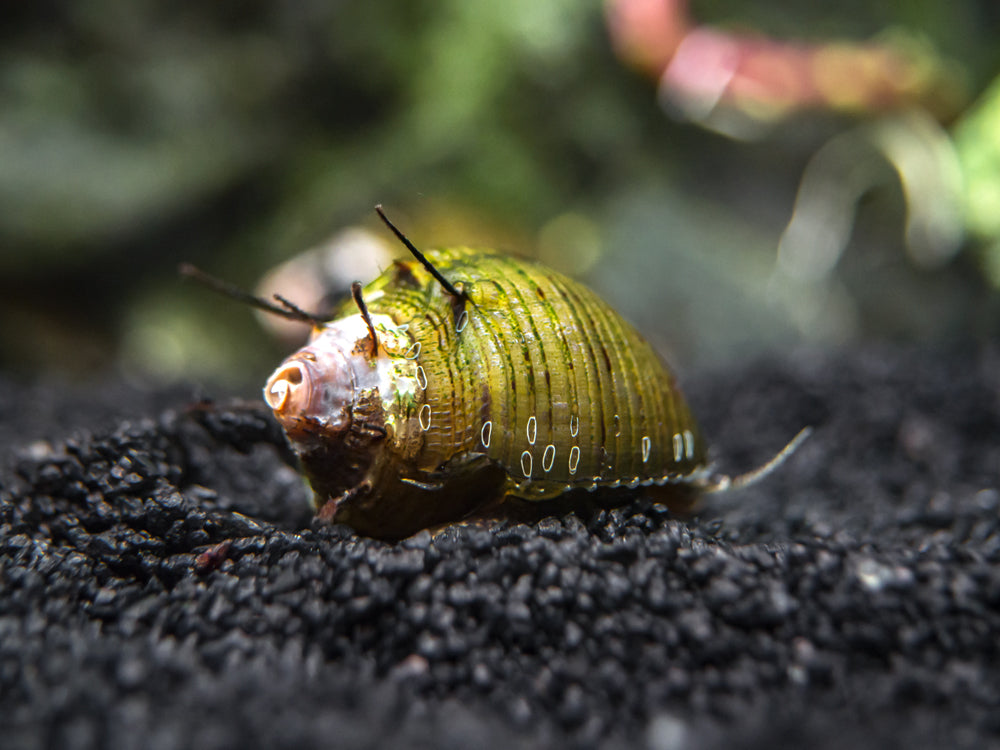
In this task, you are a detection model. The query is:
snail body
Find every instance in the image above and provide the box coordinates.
[264,244,710,540]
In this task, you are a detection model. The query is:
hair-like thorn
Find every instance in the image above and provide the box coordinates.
[179,263,330,326]
[351,281,379,355]
[375,204,466,300]
[705,426,813,493]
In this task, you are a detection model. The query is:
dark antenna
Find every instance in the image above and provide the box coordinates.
[179,263,330,326]
[375,204,466,300]
[350,281,379,355]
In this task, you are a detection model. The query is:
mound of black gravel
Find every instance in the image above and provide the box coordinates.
[3,344,1000,750]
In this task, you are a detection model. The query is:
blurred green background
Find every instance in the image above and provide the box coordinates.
[2,0,999,392]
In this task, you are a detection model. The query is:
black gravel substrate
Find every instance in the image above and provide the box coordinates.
[2,344,1000,750]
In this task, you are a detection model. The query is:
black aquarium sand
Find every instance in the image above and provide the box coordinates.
[2,343,999,750]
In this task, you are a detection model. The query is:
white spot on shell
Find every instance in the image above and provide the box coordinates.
[481,421,492,448]
[542,444,555,472]
[569,414,579,437]
[404,341,422,360]
[416,366,427,390]
[520,450,533,478]
[455,310,469,332]
[526,416,537,445]
[568,446,581,474]
[613,414,621,436]
[642,436,651,463]
[683,430,694,459]
[673,434,683,462]
[419,404,431,431]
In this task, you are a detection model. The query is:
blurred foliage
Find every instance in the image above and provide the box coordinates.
[1,0,999,390]
[955,76,1000,285]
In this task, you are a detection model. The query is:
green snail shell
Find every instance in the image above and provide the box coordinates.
[264,247,707,540]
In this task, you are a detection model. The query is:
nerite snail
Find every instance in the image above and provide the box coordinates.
[185,207,808,540]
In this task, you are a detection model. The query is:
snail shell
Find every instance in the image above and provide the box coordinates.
[264,246,709,540]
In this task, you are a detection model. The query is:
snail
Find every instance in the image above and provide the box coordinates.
[184,207,808,540]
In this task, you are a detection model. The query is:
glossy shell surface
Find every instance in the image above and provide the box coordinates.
[265,247,707,539]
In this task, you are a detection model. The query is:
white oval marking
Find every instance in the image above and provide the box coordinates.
[480,421,492,448]
[419,404,432,431]
[416,366,428,390]
[542,444,555,472]
[455,310,469,333]
[568,446,581,474]
[613,414,621,437]
[396,324,409,333]
[683,430,695,459]
[642,436,651,463]
[569,415,579,437]
[526,416,537,445]
[673,433,684,462]
[404,341,422,360]
[520,450,533,478]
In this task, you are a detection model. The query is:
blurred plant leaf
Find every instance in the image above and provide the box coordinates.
[953,74,1000,287]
